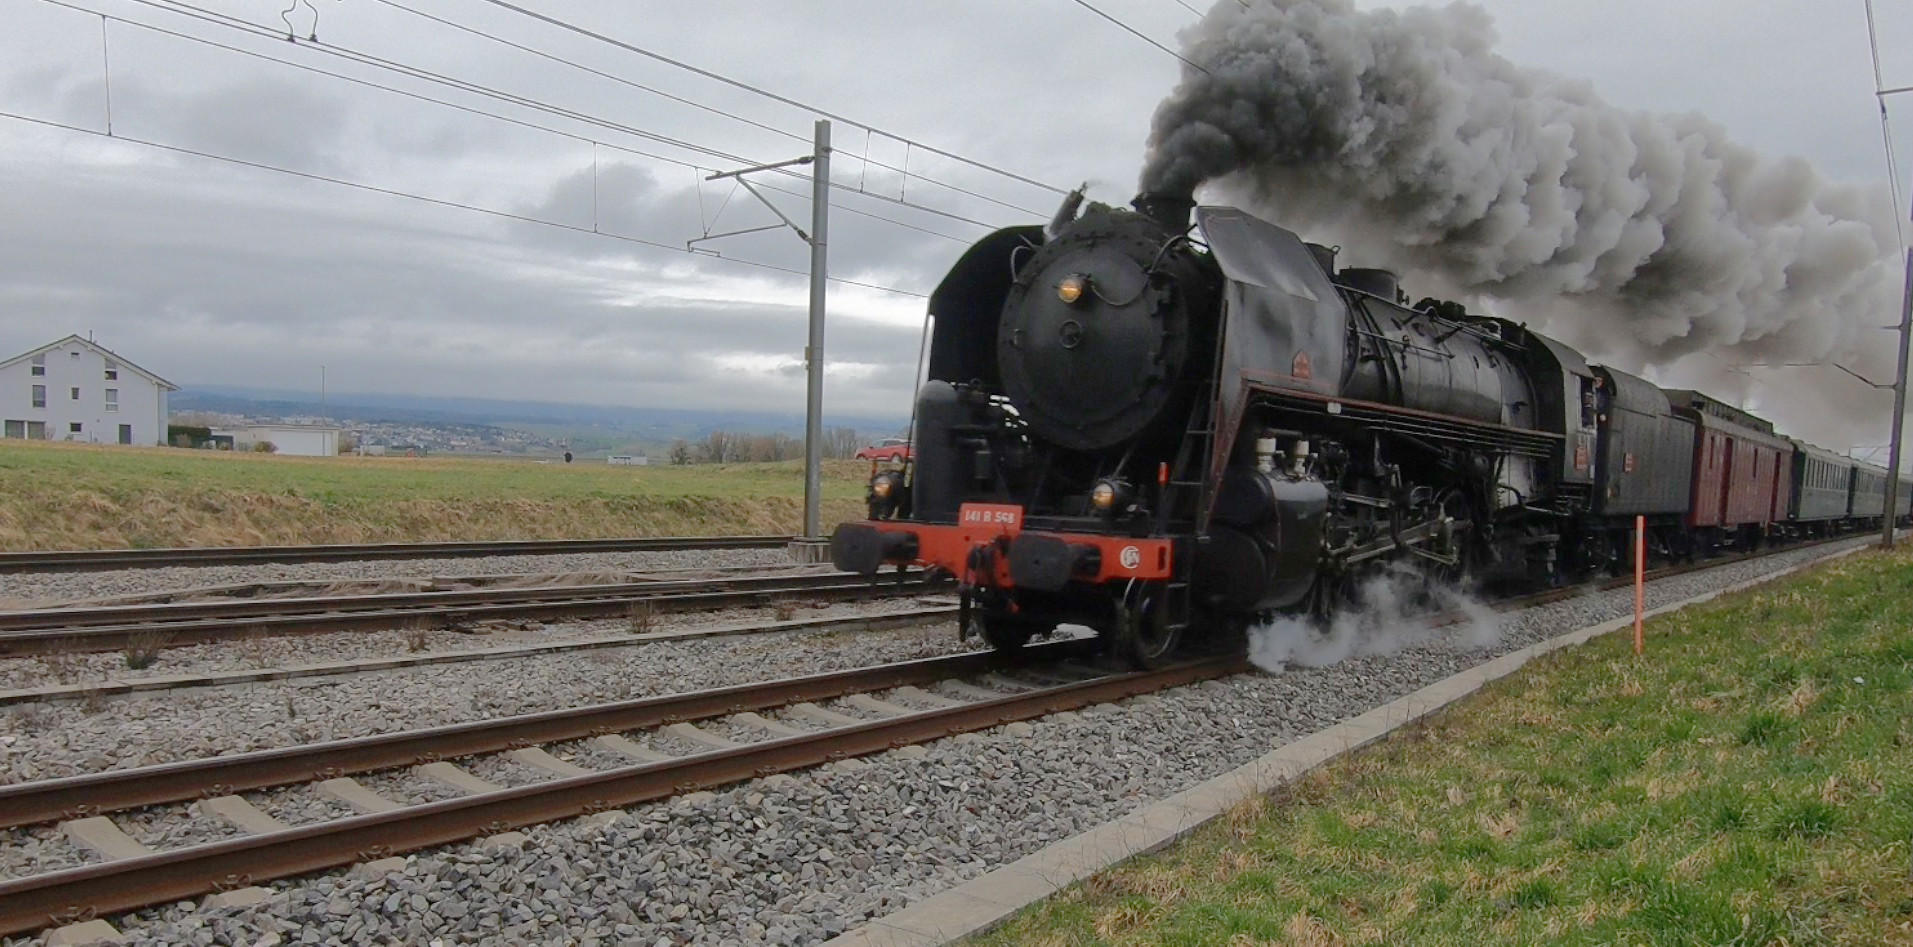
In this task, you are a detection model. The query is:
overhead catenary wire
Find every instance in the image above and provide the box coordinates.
[0,108,929,299]
[374,0,810,148]
[36,0,720,175]
[37,0,993,243]
[103,0,1020,230]
[1068,0,1215,78]
[372,0,1051,219]
[132,0,764,167]
[464,0,1069,196]
[1862,0,1908,252]
[751,179,970,243]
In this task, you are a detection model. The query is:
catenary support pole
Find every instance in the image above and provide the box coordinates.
[802,119,831,544]
[1882,246,1912,549]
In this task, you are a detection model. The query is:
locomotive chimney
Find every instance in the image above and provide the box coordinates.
[1132,192,1195,233]
[1046,186,1087,238]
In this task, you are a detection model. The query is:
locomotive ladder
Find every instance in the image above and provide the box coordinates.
[1156,386,1218,634]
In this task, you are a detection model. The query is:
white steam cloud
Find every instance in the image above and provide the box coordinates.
[1247,568,1499,673]
[1143,0,1905,440]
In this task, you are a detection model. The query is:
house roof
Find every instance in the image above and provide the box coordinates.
[0,335,179,391]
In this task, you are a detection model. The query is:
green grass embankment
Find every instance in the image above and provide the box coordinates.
[975,547,1913,946]
[0,441,868,550]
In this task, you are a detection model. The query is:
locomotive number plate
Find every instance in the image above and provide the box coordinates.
[958,503,1024,534]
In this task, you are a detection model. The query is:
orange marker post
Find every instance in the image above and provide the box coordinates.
[1633,514,1646,655]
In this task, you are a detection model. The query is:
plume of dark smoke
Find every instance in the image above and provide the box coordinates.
[1142,0,1905,441]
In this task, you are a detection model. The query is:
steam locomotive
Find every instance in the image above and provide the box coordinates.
[831,192,1910,667]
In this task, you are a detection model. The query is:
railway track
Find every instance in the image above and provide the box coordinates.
[0,641,1239,936]
[0,535,790,574]
[0,535,1874,937]
[0,570,934,657]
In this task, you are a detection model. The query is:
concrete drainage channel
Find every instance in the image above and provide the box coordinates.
[0,536,1877,946]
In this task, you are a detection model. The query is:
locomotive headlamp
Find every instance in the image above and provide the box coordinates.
[867,471,907,519]
[1090,477,1130,514]
[1057,274,1087,305]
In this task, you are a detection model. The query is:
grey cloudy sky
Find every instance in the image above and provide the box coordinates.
[1,0,1910,441]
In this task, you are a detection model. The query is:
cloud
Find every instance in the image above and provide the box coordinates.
[0,0,1906,448]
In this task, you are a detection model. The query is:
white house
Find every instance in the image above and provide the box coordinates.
[214,425,341,458]
[0,336,175,446]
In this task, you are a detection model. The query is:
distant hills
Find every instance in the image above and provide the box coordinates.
[172,386,910,451]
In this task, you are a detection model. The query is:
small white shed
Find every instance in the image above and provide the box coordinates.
[217,425,341,457]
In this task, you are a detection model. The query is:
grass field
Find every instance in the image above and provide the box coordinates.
[0,440,869,549]
[972,547,1913,946]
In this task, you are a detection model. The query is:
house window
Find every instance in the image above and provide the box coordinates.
[30,355,44,377]
[105,389,118,412]
[3,421,21,439]
[68,422,82,433]
[70,387,80,401]
[69,351,79,360]
[25,421,43,439]
[30,385,45,408]
[103,359,118,380]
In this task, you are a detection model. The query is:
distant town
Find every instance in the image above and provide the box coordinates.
[170,410,569,458]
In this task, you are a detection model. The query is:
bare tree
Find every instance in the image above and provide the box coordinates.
[700,430,733,464]
[668,439,692,465]
[825,426,860,459]
[735,433,802,462]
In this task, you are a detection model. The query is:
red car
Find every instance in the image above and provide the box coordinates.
[856,438,913,461]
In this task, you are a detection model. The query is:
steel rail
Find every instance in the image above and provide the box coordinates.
[0,571,901,631]
[0,572,935,656]
[0,535,790,574]
[0,649,1231,936]
[0,639,1097,829]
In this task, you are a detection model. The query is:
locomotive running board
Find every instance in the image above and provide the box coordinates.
[1245,384,1560,458]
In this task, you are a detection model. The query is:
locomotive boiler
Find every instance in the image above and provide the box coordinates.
[830,191,1760,666]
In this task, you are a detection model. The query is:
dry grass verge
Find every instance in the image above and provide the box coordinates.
[972,547,1913,946]
[0,440,867,550]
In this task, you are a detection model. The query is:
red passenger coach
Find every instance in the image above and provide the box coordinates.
[1666,390,1791,547]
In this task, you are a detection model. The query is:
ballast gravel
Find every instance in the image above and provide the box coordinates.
[0,539,1869,947]
[115,805,243,852]
[0,595,934,692]
[0,547,797,608]
[0,825,97,882]
[0,620,971,784]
